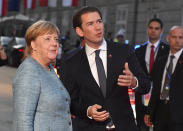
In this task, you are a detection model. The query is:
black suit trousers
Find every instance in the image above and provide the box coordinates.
[153,102,172,131]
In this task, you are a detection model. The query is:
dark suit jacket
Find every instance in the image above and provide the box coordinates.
[58,47,81,77]
[61,47,82,62]
[0,59,7,66]
[135,41,169,124]
[61,42,150,131]
[148,50,183,124]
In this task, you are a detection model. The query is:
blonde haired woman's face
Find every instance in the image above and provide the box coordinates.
[32,33,59,64]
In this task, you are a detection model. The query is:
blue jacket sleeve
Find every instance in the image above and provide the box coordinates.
[13,68,40,131]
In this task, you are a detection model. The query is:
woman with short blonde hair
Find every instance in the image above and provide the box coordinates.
[13,20,72,131]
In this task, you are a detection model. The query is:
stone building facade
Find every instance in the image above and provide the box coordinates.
[2,0,183,46]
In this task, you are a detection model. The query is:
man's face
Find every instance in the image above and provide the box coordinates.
[168,28,183,54]
[76,12,104,47]
[147,21,162,42]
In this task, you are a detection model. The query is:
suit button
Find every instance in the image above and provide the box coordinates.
[67,110,70,114]
[65,98,68,101]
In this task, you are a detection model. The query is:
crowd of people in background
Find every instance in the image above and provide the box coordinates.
[0,5,182,131]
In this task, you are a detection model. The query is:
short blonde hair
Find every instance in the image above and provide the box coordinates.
[23,20,60,59]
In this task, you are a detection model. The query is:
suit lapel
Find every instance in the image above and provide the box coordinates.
[151,42,169,75]
[154,54,169,94]
[79,48,104,98]
[159,55,169,77]
[172,51,183,78]
[106,43,113,97]
[140,44,148,75]
[154,42,167,64]
[106,42,119,97]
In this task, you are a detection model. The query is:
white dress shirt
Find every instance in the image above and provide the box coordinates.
[86,39,138,119]
[145,40,160,73]
[85,39,107,119]
[160,49,183,100]
[142,40,160,106]
[85,39,107,86]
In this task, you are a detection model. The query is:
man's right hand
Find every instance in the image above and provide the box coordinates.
[88,104,109,122]
[144,114,153,127]
[117,62,137,87]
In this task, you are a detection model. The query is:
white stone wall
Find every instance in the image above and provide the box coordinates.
[11,0,183,45]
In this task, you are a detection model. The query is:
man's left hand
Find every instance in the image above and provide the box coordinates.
[117,62,137,87]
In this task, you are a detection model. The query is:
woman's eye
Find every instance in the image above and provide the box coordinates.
[45,38,50,41]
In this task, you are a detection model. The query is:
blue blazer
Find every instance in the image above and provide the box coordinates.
[13,56,72,131]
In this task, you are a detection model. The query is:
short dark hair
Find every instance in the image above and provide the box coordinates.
[148,18,164,29]
[72,6,102,29]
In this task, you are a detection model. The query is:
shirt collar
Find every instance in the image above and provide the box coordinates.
[85,38,107,56]
[148,39,160,49]
[169,48,183,60]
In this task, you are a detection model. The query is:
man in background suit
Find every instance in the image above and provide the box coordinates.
[145,26,183,131]
[135,18,169,131]
[58,38,84,77]
[60,6,150,131]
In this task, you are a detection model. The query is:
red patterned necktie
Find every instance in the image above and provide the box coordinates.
[149,45,154,73]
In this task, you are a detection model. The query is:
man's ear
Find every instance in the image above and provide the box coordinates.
[76,27,84,37]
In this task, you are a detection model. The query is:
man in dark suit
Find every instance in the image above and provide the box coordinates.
[145,26,183,131]
[58,38,84,77]
[60,6,150,131]
[135,18,169,131]
[58,38,85,130]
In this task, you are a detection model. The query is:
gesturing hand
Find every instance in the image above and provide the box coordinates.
[117,62,137,87]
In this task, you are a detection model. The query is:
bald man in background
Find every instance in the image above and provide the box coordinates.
[145,26,183,131]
